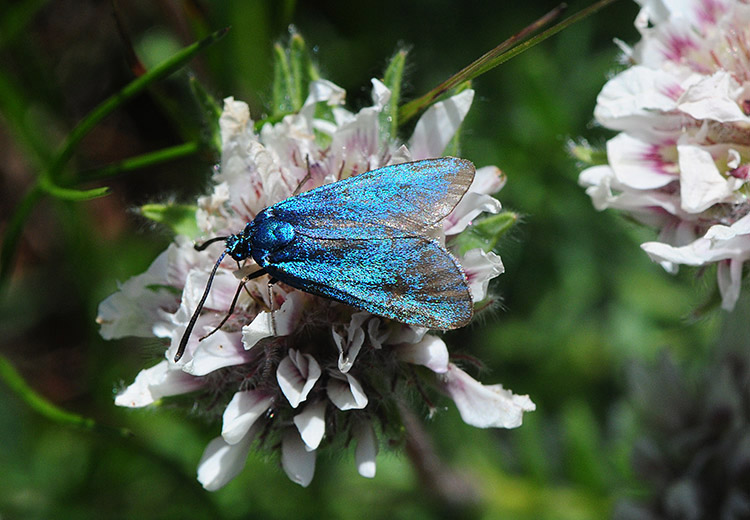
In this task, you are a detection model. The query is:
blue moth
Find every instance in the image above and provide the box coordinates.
[174,157,476,362]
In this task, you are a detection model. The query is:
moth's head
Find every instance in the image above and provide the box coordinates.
[225,222,254,262]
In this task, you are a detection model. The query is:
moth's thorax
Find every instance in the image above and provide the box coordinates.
[252,211,295,252]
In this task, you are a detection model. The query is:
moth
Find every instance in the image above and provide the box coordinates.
[175,157,475,362]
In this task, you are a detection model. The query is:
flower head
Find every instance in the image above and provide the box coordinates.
[99,62,532,488]
[578,0,750,310]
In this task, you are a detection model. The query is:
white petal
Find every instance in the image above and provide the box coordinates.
[241,291,305,350]
[408,89,474,160]
[277,350,322,408]
[97,250,175,340]
[444,193,502,236]
[114,360,204,408]
[281,429,316,487]
[220,97,252,147]
[180,329,252,376]
[333,312,368,373]
[197,429,256,491]
[293,400,327,451]
[462,248,505,302]
[678,71,748,123]
[678,143,742,213]
[354,421,378,478]
[396,335,449,373]
[304,79,346,107]
[222,390,273,445]
[440,364,535,428]
[327,373,368,410]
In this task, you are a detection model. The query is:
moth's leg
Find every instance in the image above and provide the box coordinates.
[199,269,268,341]
[267,277,279,335]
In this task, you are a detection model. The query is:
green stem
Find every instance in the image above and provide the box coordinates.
[78,141,201,183]
[0,355,132,438]
[398,0,619,124]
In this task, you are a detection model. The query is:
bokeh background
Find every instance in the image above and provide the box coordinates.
[0,0,730,518]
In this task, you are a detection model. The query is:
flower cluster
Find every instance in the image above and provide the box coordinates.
[98,76,534,488]
[579,0,750,310]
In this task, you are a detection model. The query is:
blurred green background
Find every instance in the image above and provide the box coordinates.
[0,0,726,518]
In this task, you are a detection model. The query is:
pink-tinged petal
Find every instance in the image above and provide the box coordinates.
[333,312,368,373]
[471,165,506,195]
[97,251,176,340]
[354,421,378,478]
[293,400,327,451]
[607,133,677,190]
[277,350,322,408]
[440,364,536,429]
[115,360,205,408]
[281,429,316,487]
[678,71,749,122]
[408,89,474,160]
[396,334,449,374]
[327,373,368,410]
[180,329,252,376]
[593,66,683,132]
[462,248,505,302]
[678,143,743,212]
[222,390,273,445]
[197,428,257,491]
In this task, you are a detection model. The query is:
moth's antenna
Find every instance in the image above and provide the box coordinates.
[195,236,228,251]
[174,251,226,362]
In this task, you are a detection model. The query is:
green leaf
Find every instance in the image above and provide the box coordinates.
[272,42,293,116]
[140,203,200,238]
[380,48,408,139]
[454,211,518,255]
[271,30,318,117]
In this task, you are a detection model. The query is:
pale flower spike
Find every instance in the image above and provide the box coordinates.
[99,66,532,488]
[579,0,750,311]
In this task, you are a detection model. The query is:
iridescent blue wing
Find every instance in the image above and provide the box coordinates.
[269,157,475,239]
[258,233,473,329]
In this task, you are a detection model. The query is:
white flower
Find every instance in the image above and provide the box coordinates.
[100,64,518,490]
[579,0,750,309]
